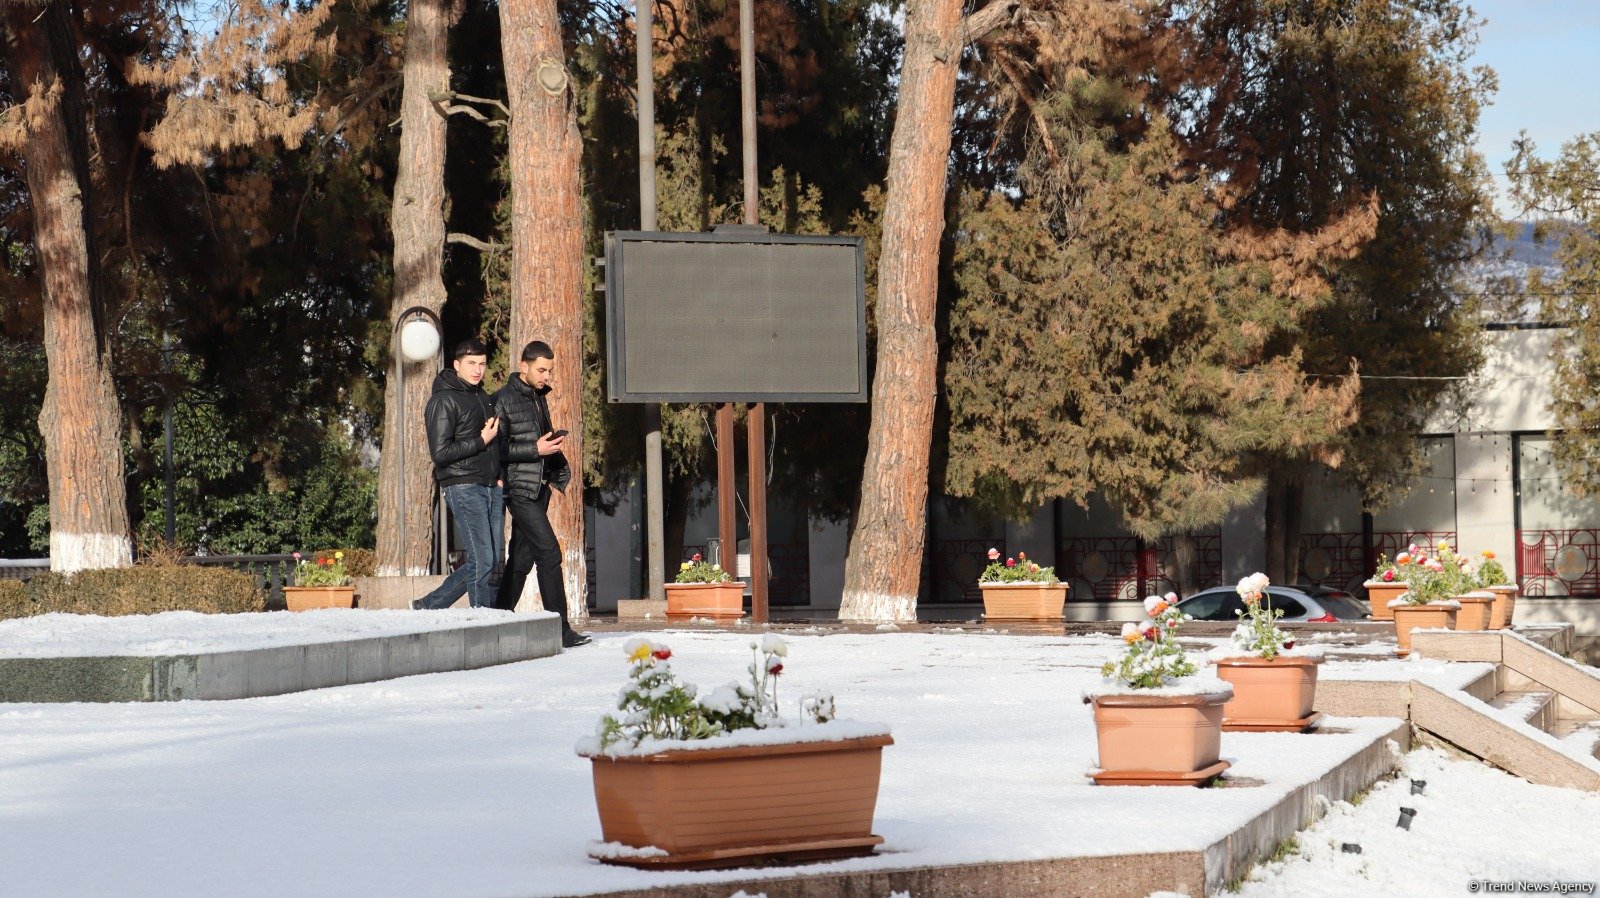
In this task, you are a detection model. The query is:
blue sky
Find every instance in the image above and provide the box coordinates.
[1469,0,1600,214]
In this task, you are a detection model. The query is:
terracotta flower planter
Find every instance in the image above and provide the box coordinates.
[1391,603,1457,656]
[1212,655,1324,731]
[283,585,356,611]
[664,582,745,620]
[588,734,892,868]
[1486,584,1518,629]
[979,583,1068,622]
[1087,691,1232,785]
[1452,591,1495,631]
[1364,580,1407,621]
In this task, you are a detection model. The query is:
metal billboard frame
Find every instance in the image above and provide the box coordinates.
[604,229,869,404]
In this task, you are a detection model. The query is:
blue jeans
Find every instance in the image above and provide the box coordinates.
[417,483,501,609]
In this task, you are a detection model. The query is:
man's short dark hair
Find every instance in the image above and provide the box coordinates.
[521,340,555,362]
[454,338,489,360]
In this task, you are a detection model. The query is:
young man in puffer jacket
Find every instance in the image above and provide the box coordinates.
[492,339,590,647]
[412,339,504,610]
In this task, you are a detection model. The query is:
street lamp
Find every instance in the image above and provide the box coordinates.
[393,306,442,574]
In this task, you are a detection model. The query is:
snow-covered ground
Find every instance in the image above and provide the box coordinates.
[1235,747,1600,897]
[0,626,1591,897]
[0,608,543,657]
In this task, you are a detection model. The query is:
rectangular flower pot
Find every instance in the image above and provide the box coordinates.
[1453,592,1494,631]
[1213,656,1322,728]
[1391,604,1457,656]
[589,734,892,867]
[979,583,1068,622]
[1089,692,1230,783]
[1486,585,1518,629]
[1364,581,1407,621]
[664,582,745,620]
[283,586,356,611]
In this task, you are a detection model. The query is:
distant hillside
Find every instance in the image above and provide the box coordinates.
[1463,220,1572,321]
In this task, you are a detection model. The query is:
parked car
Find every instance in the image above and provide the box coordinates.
[1173,584,1369,622]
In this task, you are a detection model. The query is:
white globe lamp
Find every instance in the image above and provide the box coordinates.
[399,317,441,362]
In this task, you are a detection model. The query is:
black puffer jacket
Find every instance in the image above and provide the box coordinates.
[424,369,499,487]
[493,373,570,501]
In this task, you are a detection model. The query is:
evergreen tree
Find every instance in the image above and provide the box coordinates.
[1507,132,1600,492]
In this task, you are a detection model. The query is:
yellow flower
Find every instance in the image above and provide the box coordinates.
[680,562,691,570]
[1123,632,1142,644]
[1437,540,1450,552]
[1483,550,1496,560]
[628,642,653,663]
[335,551,344,560]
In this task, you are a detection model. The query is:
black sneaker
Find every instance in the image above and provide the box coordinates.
[562,631,592,648]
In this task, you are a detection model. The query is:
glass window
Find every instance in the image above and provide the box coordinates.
[1265,591,1306,618]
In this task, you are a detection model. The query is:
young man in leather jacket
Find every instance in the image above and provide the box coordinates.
[492,340,590,647]
[412,339,504,610]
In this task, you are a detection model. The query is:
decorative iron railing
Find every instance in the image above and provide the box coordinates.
[1516,529,1600,599]
[924,538,1005,603]
[1298,530,1457,595]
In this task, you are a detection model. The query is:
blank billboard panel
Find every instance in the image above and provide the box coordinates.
[605,230,867,403]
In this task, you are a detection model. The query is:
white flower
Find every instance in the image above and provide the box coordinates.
[1142,595,1168,614]
[1164,591,1178,602]
[761,634,788,657]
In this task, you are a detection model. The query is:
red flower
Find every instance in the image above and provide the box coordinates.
[767,661,783,676]
[1382,570,1395,582]
[691,553,702,562]
[1283,640,1295,650]
[652,649,672,661]
[1006,558,1016,567]
[1145,628,1160,642]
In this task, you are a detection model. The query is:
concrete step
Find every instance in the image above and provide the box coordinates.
[1413,682,1600,790]
[1488,690,1556,731]
[1548,717,1600,760]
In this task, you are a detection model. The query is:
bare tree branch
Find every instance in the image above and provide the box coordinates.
[962,0,1020,43]
[447,232,508,252]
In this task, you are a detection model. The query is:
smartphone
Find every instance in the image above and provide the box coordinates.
[548,429,569,439]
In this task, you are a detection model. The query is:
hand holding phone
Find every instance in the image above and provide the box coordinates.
[536,429,567,456]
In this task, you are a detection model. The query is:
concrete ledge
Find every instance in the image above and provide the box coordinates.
[616,599,667,619]
[564,721,1409,898]
[1203,720,1411,890]
[0,616,561,703]
[1410,628,1600,715]
[583,849,1208,898]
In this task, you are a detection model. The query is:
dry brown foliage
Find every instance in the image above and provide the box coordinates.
[1,567,265,620]
[128,0,337,167]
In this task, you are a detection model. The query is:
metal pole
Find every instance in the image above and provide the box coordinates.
[395,344,406,573]
[639,0,666,601]
[740,0,757,221]
[739,0,768,621]
[162,332,176,546]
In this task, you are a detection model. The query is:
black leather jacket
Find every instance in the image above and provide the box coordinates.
[493,373,570,501]
[424,369,499,487]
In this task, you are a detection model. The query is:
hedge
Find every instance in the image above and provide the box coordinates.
[0,566,264,620]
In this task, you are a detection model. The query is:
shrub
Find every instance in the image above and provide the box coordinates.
[0,579,27,619]
[3,566,264,620]
[332,548,375,578]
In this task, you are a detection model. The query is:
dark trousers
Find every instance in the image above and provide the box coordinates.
[495,490,570,631]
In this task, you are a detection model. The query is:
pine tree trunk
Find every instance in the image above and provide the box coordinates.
[1263,473,1286,585]
[837,0,964,621]
[1283,479,1304,585]
[500,0,586,622]
[5,3,132,573]
[375,0,452,576]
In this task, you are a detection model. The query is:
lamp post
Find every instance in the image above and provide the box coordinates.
[394,306,442,574]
